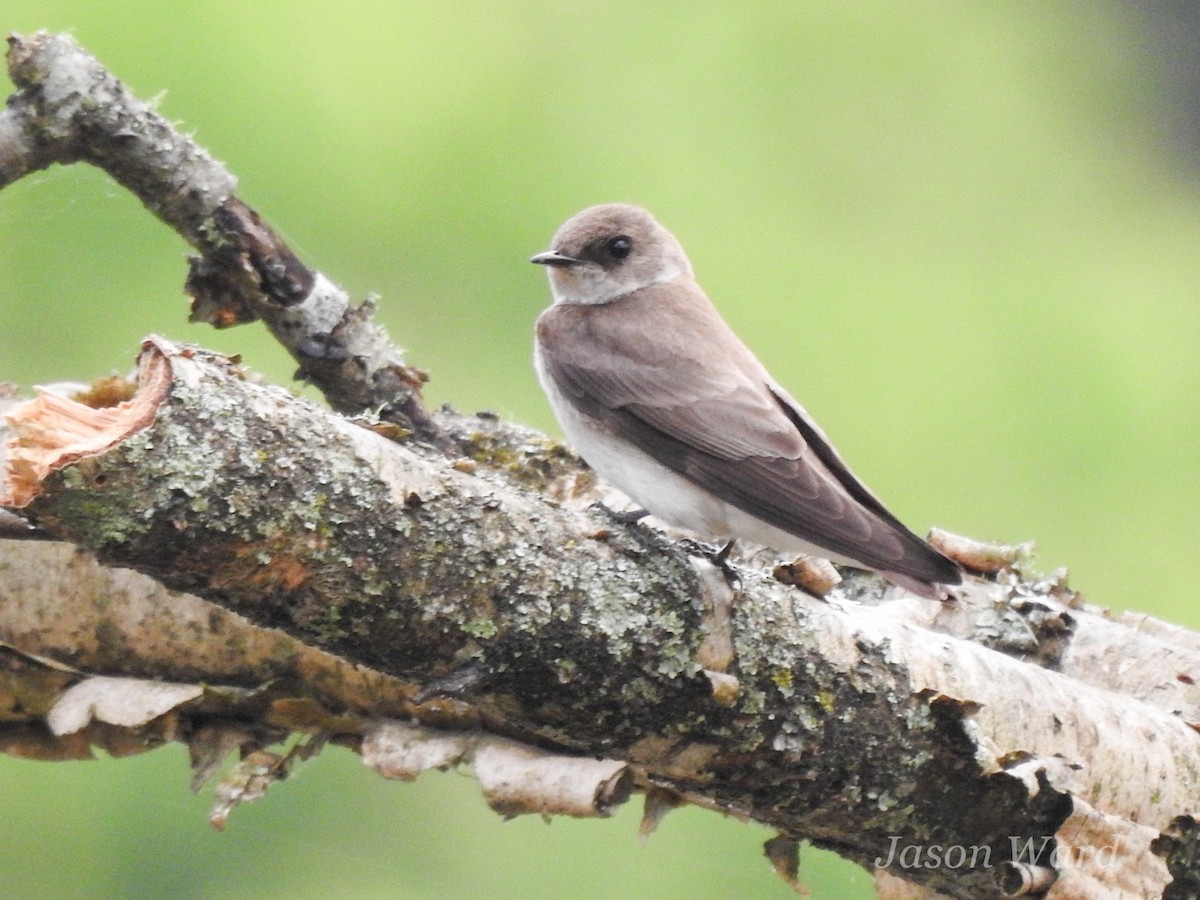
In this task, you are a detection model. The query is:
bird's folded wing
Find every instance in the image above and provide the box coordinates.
[540,295,955,578]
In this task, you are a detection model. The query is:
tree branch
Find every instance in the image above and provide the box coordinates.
[0,31,435,438]
[2,30,1198,900]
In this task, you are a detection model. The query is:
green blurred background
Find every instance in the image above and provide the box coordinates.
[2,2,1198,897]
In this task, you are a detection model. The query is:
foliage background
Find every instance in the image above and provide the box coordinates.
[2,2,1197,897]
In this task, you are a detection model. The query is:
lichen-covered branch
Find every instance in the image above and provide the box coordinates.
[4,30,1200,900]
[4,339,1200,899]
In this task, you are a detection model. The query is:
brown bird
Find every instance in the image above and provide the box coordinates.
[531,203,960,598]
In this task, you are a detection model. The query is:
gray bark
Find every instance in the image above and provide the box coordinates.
[2,30,1199,900]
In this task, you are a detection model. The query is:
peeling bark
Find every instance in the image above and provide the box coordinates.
[3,30,1200,900]
[4,339,1200,897]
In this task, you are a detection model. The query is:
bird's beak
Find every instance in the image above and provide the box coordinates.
[529,250,580,268]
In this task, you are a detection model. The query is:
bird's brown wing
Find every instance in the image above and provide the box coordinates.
[537,287,959,584]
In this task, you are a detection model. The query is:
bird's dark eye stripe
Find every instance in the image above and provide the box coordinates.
[607,236,632,259]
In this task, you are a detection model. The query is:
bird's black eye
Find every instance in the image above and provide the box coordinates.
[606,236,632,260]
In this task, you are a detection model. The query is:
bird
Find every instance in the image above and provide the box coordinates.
[530,203,960,598]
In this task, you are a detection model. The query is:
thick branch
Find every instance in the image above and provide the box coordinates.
[4,340,1199,898]
[5,30,1200,900]
[0,539,421,717]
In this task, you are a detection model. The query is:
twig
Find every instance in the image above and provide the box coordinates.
[0,31,438,440]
